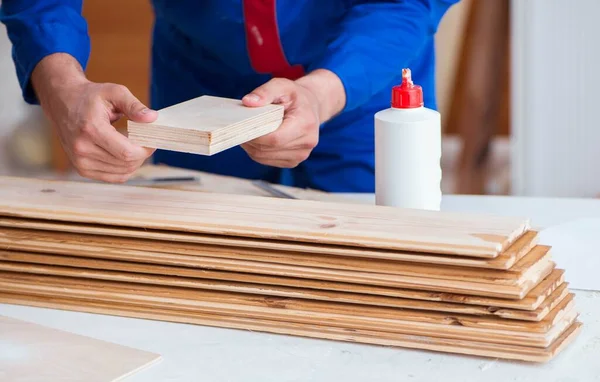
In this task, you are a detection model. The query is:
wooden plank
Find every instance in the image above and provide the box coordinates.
[0,259,565,311]
[127,95,284,155]
[0,227,551,285]
[0,279,579,348]
[493,283,570,321]
[0,176,530,256]
[0,315,161,381]
[0,217,538,269]
[0,270,568,322]
[0,293,583,363]
[0,273,577,341]
[0,250,553,299]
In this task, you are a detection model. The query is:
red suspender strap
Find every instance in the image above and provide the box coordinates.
[243,0,305,80]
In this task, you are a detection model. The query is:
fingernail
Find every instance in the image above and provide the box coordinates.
[140,108,152,114]
[243,94,260,102]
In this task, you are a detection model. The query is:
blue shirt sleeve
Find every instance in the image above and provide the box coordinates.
[306,0,460,113]
[0,0,90,104]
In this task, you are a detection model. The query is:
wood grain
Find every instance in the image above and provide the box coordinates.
[127,95,284,155]
[0,279,578,348]
[0,228,551,285]
[0,176,530,256]
[0,250,553,299]
[0,258,566,311]
[0,271,569,322]
[0,273,576,335]
[0,217,538,268]
[0,175,582,362]
[0,293,583,363]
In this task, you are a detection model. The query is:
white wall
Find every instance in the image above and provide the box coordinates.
[512,0,600,198]
[0,23,50,174]
[0,25,37,133]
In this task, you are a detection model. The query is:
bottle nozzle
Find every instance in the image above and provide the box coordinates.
[402,68,413,86]
[391,67,423,108]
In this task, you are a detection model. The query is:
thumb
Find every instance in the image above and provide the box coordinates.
[242,78,295,107]
[108,85,159,123]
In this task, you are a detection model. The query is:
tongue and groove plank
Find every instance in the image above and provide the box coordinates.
[0,250,553,299]
[0,217,538,269]
[0,272,575,334]
[0,292,583,363]
[0,270,570,321]
[0,279,579,348]
[0,227,550,285]
[0,176,530,256]
[0,255,564,311]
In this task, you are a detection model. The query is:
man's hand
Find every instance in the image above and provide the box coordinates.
[32,53,158,183]
[241,69,346,168]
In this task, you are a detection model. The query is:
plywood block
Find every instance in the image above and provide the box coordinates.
[0,293,582,363]
[127,95,284,155]
[0,176,530,256]
[0,315,160,381]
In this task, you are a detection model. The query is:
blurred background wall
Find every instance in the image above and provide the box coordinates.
[0,0,596,197]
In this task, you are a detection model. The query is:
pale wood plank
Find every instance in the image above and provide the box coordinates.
[0,255,564,308]
[0,176,530,256]
[0,250,553,298]
[0,270,567,321]
[0,273,576,334]
[0,217,537,268]
[0,293,583,363]
[0,279,578,348]
[0,315,160,381]
[0,227,550,285]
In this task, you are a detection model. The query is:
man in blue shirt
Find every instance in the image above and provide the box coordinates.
[0,1,458,192]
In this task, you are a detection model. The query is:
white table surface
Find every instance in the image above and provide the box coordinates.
[2,194,600,382]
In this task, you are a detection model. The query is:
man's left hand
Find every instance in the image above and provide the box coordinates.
[241,69,346,168]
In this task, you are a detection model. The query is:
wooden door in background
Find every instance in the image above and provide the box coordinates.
[52,0,154,172]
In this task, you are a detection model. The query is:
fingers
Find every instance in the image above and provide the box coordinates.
[241,143,311,168]
[242,78,296,107]
[245,119,306,152]
[71,140,146,182]
[77,169,135,184]
[71,150,147,183]
[83,120,154,162]
[72,119,153,182]
[240,78,321,168]
[71,84,156,182]
[72,139,129,166]
[74,157,144,175]
[106,84,159,123]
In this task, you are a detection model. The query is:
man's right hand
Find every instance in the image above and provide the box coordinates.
[31,53,158,183]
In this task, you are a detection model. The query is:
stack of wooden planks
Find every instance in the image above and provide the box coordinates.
[127,95,284,155]
[0,176,582,362]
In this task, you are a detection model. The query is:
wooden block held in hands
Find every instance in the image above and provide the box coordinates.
[127,95,284,155]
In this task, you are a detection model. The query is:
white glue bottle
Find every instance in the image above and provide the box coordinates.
[374,68,442,210]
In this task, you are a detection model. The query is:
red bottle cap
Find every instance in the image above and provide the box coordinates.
[391,68,423,108]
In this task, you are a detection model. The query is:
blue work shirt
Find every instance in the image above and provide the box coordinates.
[0,0,458,192]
